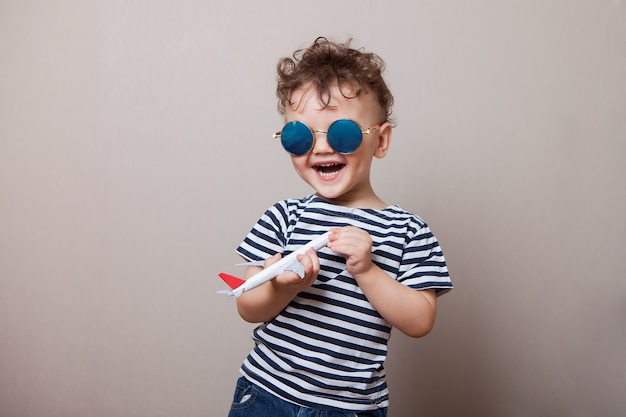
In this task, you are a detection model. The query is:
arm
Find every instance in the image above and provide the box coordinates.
[235,248,321,323]
[327,227,438,338]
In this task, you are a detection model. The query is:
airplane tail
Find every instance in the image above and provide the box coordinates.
[218,272,245,290]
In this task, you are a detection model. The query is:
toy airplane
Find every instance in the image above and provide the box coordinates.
[218,231,331,297]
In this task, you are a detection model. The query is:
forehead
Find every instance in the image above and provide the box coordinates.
[287,83,381,120]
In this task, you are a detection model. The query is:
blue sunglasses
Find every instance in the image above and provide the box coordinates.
[273,119,381,156]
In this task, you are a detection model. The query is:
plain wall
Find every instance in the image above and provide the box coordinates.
[1,1,624,416]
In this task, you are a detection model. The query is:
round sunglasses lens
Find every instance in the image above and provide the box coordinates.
[281,121,313,156]
[327,120,362,154]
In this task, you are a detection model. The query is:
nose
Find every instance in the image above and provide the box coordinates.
[311,130,334,154]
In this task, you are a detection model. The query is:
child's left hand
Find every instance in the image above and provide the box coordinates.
[327,226,374,277]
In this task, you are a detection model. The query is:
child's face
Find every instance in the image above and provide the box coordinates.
[284,83,391,208]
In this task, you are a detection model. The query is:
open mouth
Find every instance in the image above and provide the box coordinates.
[315,163,345,178]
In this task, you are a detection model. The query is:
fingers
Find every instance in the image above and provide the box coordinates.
[275,269,305,286]
[328,226,372,253]
[265,253,303,285]
[327,226,373,276]
[306,247,320,276]
[273,247,321,289]
[297,247,320,279]
[263,253,282,268]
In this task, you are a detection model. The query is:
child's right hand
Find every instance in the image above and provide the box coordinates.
[269,247,320,293]
[236,248,321,323]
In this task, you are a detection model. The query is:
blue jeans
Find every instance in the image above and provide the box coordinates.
[227,376,387,417]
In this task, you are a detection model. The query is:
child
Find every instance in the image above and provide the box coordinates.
[226,37,452,417]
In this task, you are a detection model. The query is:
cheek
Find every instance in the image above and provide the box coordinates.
[345,153,375,175]
[361,138,381,156]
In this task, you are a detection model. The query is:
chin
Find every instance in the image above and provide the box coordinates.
[314,188,355,204]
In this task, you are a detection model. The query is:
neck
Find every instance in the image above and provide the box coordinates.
[316,192,388,210]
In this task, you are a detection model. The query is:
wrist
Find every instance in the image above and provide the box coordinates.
[351,261,379,283]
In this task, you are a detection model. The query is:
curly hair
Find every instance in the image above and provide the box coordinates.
[276,37,395,124]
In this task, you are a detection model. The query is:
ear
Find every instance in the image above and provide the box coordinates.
[374,122,392,159]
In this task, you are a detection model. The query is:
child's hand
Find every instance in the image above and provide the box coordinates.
[327,226,374,277]
[236,247,321,323]
[267,247,320,292]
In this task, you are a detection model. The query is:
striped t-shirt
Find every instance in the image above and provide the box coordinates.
[236,195,452,411]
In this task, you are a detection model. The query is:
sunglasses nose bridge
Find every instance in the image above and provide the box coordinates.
[310,129,334,153]
[311,129,328,137]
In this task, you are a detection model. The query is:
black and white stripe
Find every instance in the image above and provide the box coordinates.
[236,195,452,411]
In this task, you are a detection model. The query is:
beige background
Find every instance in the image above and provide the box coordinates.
[1,1,624,416]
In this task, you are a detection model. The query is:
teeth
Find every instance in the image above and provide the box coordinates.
[316,163,344,178]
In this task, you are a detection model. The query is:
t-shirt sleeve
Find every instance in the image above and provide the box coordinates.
[397,223,453,296]
[235,202,290,262]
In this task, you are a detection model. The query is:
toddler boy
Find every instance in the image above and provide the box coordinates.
[226,37,452,417]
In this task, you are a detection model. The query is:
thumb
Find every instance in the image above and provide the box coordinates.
[263,253,282,268]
